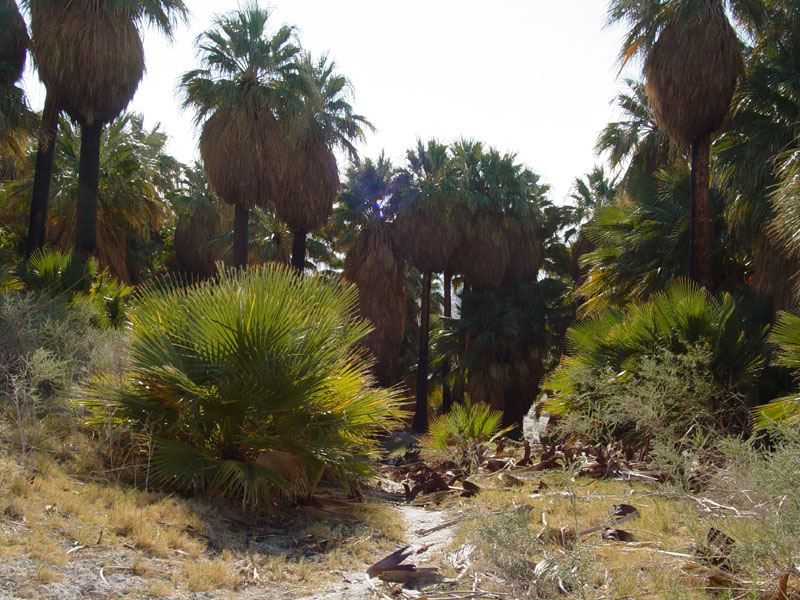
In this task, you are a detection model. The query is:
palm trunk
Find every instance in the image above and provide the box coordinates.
[25,93,60,259]
[454,282,468,406]
[291,229,307,272]
[441,271,453,414]
[690,135,713,289]
[413,270,432,433]
[233,204,249,268]
[74,121,103,260]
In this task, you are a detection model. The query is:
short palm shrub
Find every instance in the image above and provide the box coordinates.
[78,264,405,511]
[542,279,762,443]
[754,312,800,428]
[22,248,133,328]
[424,400,508,451]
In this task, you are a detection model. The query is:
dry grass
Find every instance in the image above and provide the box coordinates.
[447,468,728,599]
[0,439,405,598]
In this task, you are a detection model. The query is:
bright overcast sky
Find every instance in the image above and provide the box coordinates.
[21,1,632,204]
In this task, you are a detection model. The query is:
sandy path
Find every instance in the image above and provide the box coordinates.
[296,504,454,600]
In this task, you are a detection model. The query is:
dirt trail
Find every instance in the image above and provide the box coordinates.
[297,503,454,600]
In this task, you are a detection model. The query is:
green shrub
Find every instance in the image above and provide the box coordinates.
[21,248,134,328]
[0,292,129,455]
[754,311,800,428]
[542,279,761,442]
[704,431,800,584]
[424,400,508,451]
[78,264,406,511]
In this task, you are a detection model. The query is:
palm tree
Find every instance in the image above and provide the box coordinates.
[0,0,27,86]
[595,79,674,180]
[2,113,179,281]
[170,162,230,279]
[336,155,406,387]
[181,5,296,268]
[28,0,186,263]
[0,0,33,181]
[610,0,744,289]
[716,3,800,311]
[392,139,460,431]
[274,53,371,272]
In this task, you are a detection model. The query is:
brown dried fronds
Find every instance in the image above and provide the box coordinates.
[505,222,545,284]
[174,203,228,279]
[274,138,339,233]
[450,211,509,290]
[200,106,286,210]
[392,202,460,274]
[344,223,406,386]
[30,0,144,125]
[644,4,743,146]
[0,0,28,85]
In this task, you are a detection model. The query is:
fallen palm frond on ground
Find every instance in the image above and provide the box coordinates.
[369,433,800,600]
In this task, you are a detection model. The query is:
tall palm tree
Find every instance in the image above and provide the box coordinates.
[0,0,27,86]
[274,53,371,272]
[716,3,800,311]
[0,0,33,182]
[28,0,186,262]
[2,113,179,281]
[595,79,674,180]
[392,139,460,431]
[337,156,406,386]
[181,5,297,268]
[170,162,230,279]
[610,0,744,289]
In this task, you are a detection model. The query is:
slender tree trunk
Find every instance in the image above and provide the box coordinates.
[233,204,249,268]
[441,271,453,414]
[291,229,307,272]
[25,93,60,259]
[413,270,432,433]
[690,135,713,289]
[453,282,468,406]
[74,121,103,260]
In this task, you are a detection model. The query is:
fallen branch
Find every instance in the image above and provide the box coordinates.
[415,516,466,537]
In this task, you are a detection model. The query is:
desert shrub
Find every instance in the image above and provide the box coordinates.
[551,345,746,446]
[78,264,406,512]
[542,279,761,443]
[424,400,507,451]
[473,508,595,599]
[704,430,800,586]
[0,292,129,455]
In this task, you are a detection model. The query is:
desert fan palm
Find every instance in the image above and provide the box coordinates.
[610,0,744,289]
[0,0,27,86]
[275,53,371,271]
[339,157,406,386]
[78,264,405,511]
[181,5,297,268]
[27,0,186,259]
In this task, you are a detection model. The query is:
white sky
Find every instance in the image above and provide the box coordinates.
[21,1,632,203]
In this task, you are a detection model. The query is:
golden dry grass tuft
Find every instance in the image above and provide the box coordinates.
[0,439,405,597]
[446,468,734,600]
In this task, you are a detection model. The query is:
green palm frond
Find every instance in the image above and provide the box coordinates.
[544,278,763,415]
[78,264,406,511]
